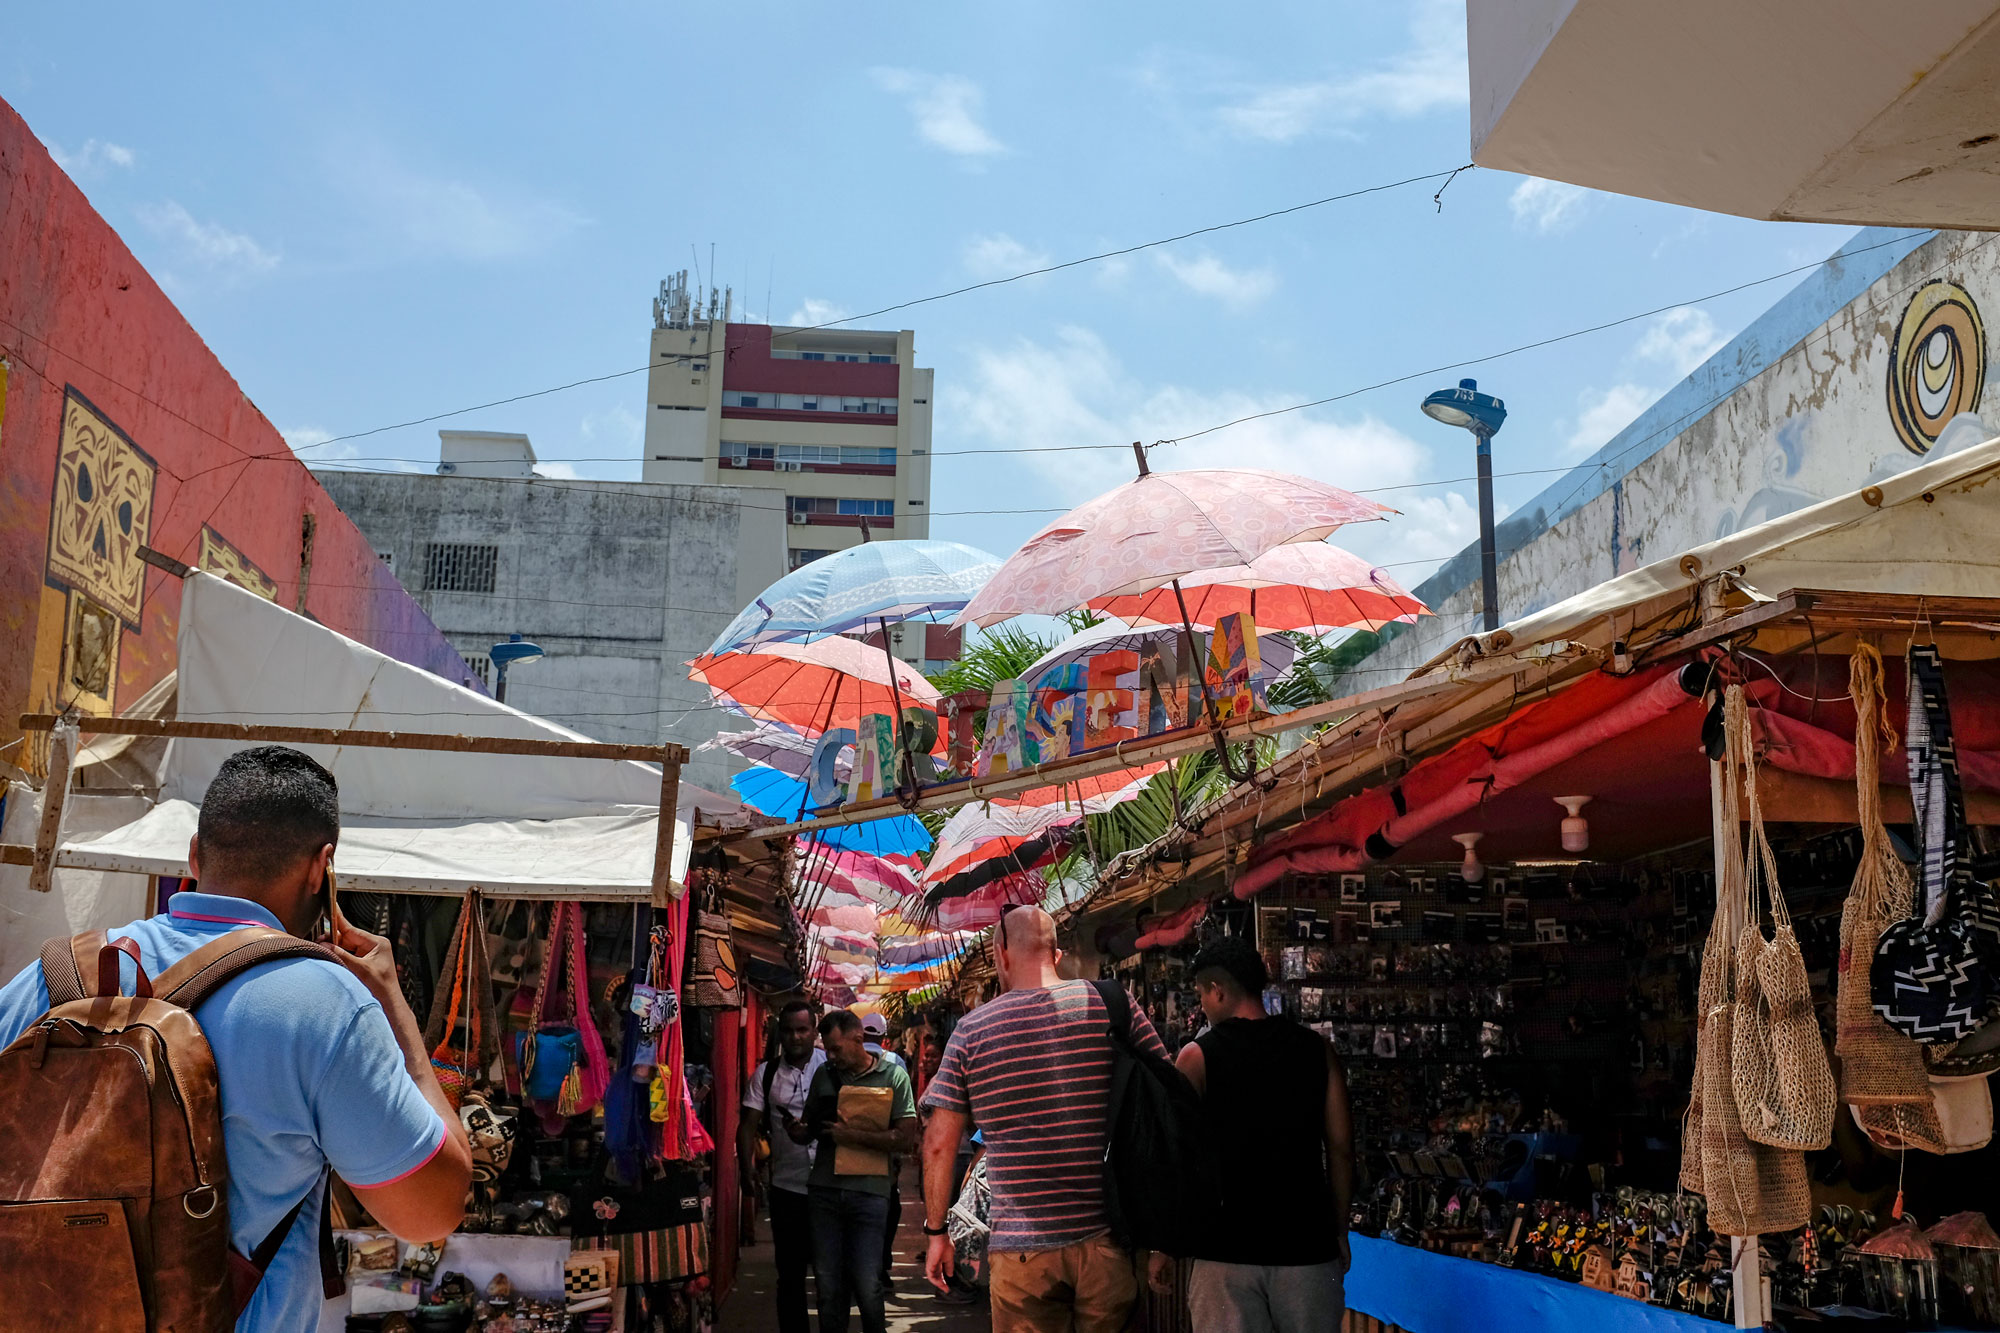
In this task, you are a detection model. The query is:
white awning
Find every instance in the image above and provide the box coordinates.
[53,573,716,898]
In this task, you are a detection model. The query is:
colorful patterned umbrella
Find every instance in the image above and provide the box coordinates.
[1089,542,1428,634]
[954,466,1390,628]
[1018,619,1298,685]
[708,539,1003,654]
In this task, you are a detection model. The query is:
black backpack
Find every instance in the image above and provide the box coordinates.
[1091,980,1214,1256]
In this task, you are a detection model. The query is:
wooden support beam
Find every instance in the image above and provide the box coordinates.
[717,661,1531,849]
[652,756,683,908]
[20,714,688,766]
[28,723,74,893]
[0,843,35,866]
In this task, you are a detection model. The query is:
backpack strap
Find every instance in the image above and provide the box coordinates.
[153,927,339,1011]
[1092,978,1133,1047]
[40,932,100,1005]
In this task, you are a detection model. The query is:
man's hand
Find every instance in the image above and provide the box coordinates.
[925,1232,956,1292]
[1334,1230,1351,1273]
[1147,1252,1176,1294]
[783,1113,815,1145]
[327,909,412,1024]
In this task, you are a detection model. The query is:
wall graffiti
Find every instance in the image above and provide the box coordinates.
[1887,279,1986,456]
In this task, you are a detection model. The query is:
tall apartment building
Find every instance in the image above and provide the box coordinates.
[639,275,948,667]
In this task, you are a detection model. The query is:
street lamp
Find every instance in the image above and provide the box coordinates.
[490,632,544,704]
[1420,378,1508,632]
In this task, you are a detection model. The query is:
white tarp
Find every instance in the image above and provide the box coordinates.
[55,573,704,897]
[1421,434,2000,675]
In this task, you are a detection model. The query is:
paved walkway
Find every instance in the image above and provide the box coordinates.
[720,1167,990,1333]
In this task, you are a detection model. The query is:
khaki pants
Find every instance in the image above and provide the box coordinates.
[989,1234,1138,1333]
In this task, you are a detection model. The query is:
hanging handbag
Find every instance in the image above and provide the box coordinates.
[518,901,612,1124]
[1872,645,2000,1043]
[689,872,742,1010]
[423,889,500,1108]
[1729,705,1836,1151]
[1688,686,1811,1236]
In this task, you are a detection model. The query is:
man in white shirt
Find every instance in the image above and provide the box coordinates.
[741,1000,827,1333]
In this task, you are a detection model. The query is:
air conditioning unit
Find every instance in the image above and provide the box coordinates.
[728,457,750,468]
[777,461,802,472]
[791,513,808,525]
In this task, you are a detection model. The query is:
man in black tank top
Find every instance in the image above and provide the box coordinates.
[1146,936,1353,1332]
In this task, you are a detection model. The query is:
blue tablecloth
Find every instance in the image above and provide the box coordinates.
[1346,1234,1717,1333]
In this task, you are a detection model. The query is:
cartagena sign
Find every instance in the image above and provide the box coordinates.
[808,610,1269,807]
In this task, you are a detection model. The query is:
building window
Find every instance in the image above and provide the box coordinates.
[908,500,925,506]
[802,400,818,410]
[868,354,893,364]
[423,543,498,594]
[799,352,824,361]
[721,441,775,467]
[837,499,896,517]
[461,653,492,688]
[788,548,834,571]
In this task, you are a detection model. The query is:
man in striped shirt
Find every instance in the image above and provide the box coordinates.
[919,906,1169,1332]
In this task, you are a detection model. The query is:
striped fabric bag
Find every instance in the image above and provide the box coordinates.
[600,1224,709,1284]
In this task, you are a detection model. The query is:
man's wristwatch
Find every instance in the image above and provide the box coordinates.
[923,1223,950,1237]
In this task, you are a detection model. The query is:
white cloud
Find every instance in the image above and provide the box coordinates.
[578,405,642,452]
[535,461,581,480]
[137,201,279,276]
[1155,251,1276,309]
[786,297,851,327]
[332,143,587,263]
[282,426,339,457]
[1509,177,1590,234]
[1217,0,1465,141]
[963,232,1049,279]
[1635,307,1726,377]
[48,138,136,174]
[944,326,1472,580]
[869,68,1006,157]
[1566,383,1657,456]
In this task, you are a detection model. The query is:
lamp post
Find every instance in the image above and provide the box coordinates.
[490,632,544,704]
[1419,377,1509,633]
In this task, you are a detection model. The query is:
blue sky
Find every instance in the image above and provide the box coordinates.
[6,1,1859,589]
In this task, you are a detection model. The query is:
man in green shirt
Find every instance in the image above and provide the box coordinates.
[798,1008,918,1333]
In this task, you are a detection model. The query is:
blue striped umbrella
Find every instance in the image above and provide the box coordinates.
[707,539,1001,656]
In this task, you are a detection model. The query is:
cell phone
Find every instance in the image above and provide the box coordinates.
[318,866,339,941]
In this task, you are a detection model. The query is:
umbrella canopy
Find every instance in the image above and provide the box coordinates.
[699,724,850,782]
[728,767,933,854]
[708,539,1003,654]
[1089,542,1428,634]
[1019,618,1299,684]
[691,636,942,736]
[955,467,1391,628]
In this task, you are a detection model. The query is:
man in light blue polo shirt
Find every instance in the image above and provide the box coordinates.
[0,746,472,1332]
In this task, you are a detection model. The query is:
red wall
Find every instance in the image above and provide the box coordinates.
[720,323,900,397]
[0,96,474,768]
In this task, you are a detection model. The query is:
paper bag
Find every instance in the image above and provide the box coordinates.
[834,1084,894,1177]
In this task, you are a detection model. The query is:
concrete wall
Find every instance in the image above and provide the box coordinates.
[1337,225,2000,685]
[313,470,785,794]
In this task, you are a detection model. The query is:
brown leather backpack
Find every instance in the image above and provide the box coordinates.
[0,926,341,1332]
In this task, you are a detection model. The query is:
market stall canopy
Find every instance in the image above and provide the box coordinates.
[1087,434,2000,914]
[57,573,711,898]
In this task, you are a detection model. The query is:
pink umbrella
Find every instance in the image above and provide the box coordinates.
[1090,542,1428,634]
[954,459,1390,628]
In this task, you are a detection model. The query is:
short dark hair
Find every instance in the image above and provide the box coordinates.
[196,746,339,883]
[1190,935,1267,997]
[818,1009,862,1040]
[777,999,815,1024]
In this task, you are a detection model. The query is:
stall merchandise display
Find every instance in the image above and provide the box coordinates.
[337,892,722,1333]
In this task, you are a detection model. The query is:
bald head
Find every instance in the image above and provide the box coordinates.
[995,906,1062,992]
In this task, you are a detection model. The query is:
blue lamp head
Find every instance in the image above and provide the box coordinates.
[1420,378,1508,438]
[490,632,545,668]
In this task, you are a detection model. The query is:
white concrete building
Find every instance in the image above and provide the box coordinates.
[315,432,785,794]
